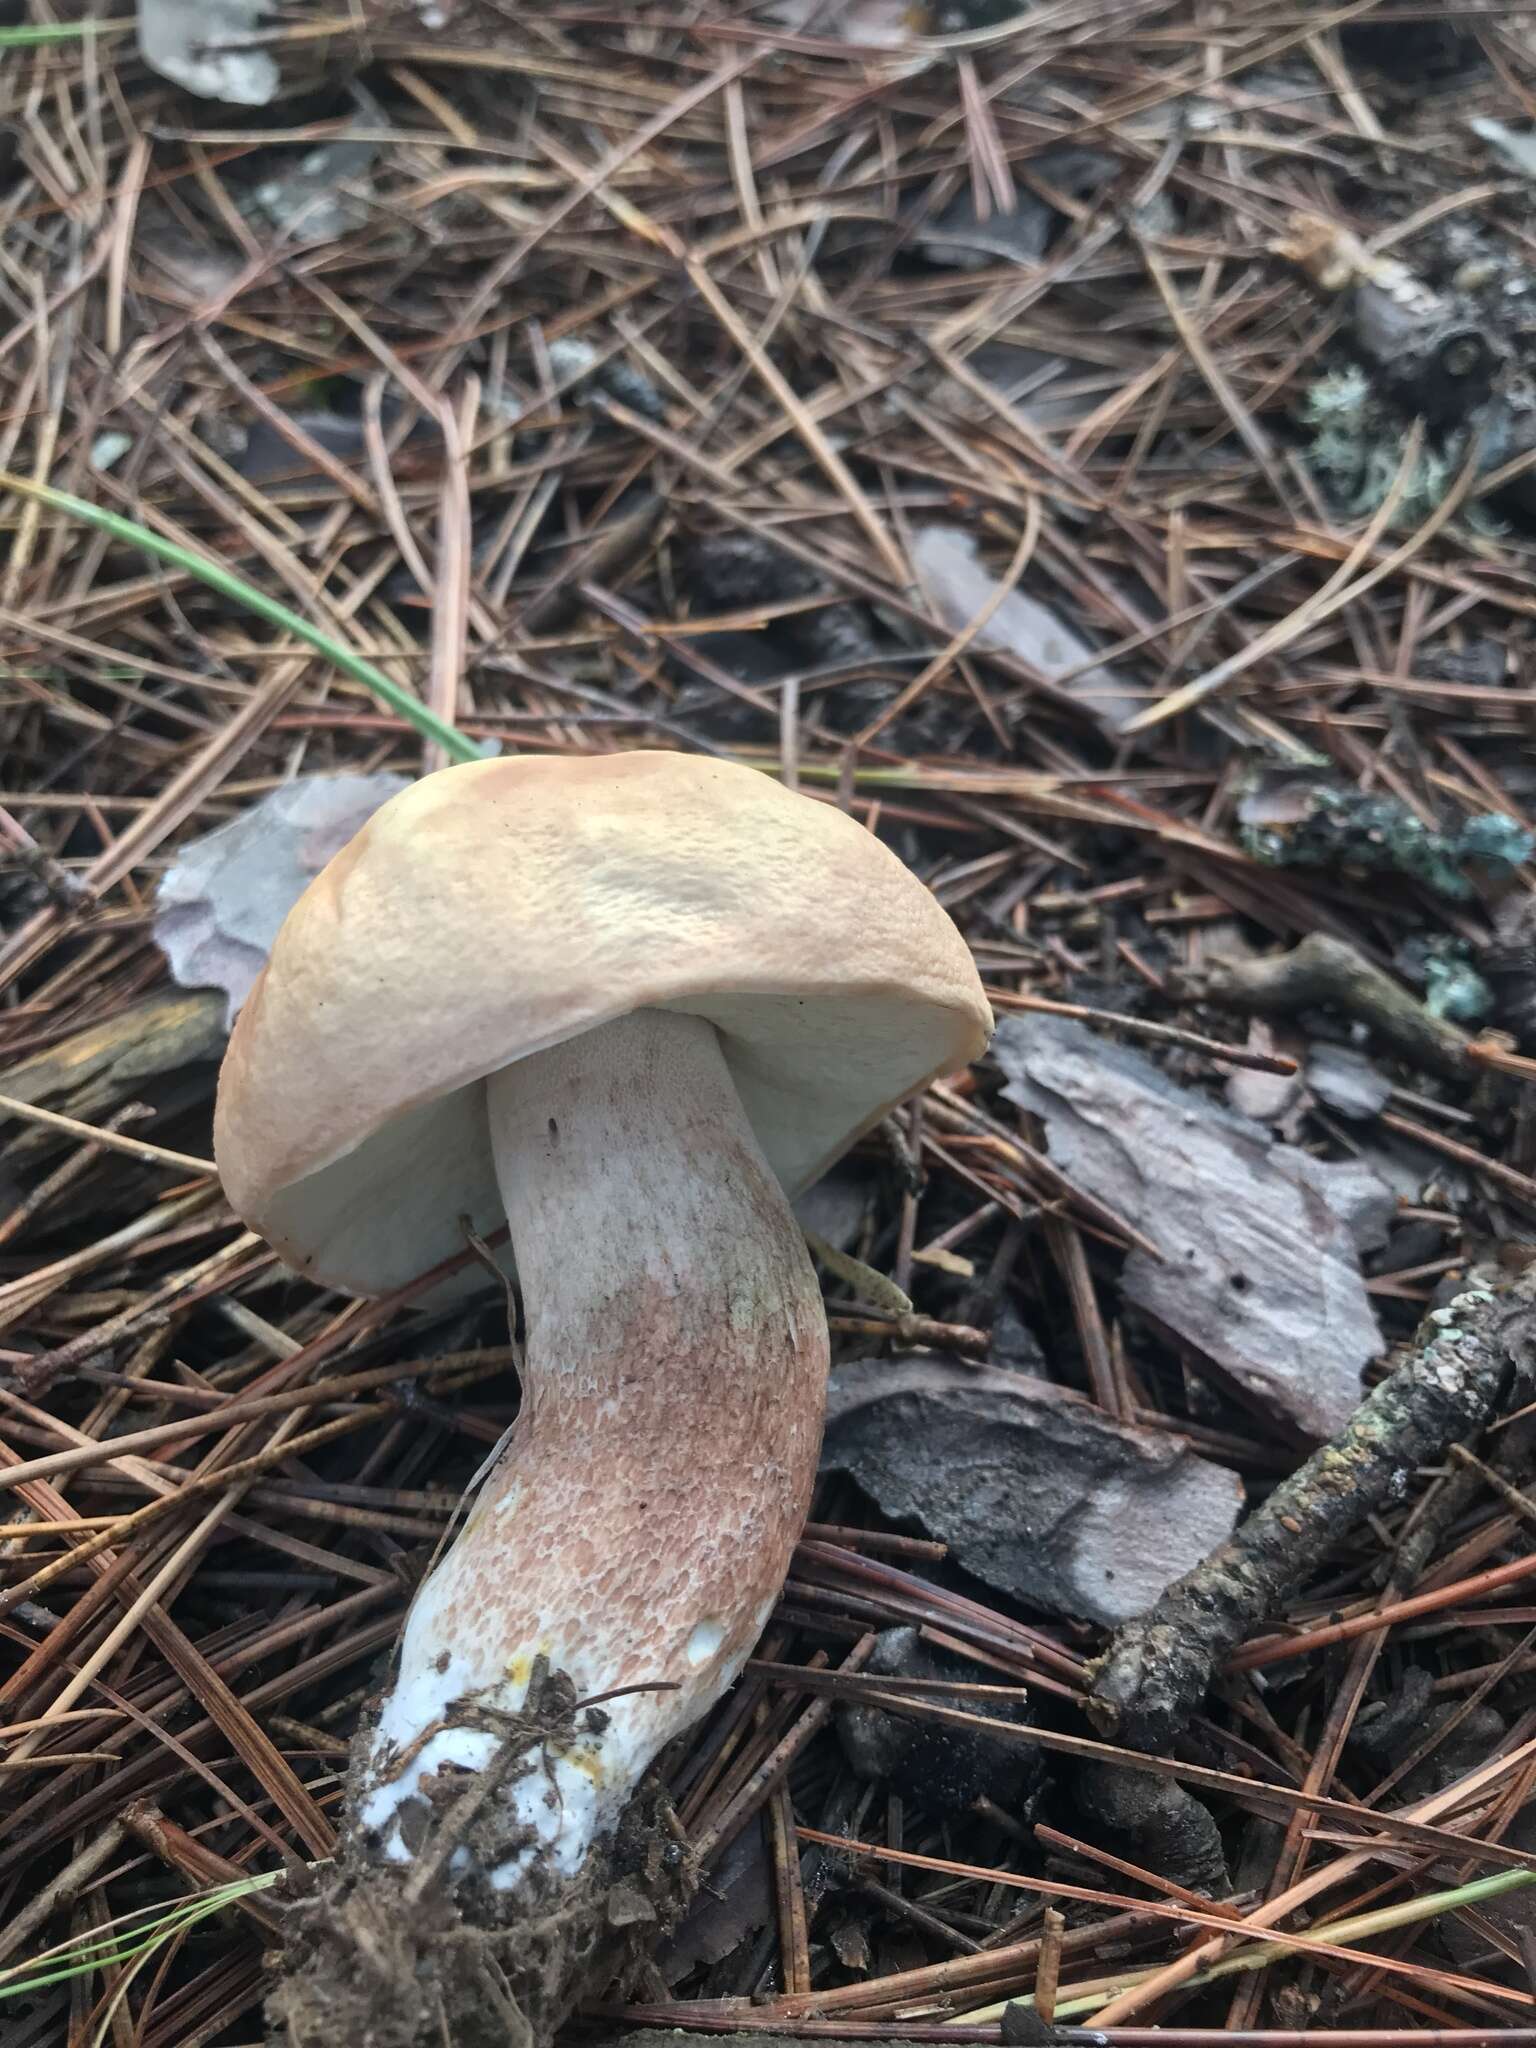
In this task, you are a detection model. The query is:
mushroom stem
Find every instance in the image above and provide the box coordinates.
[357,1008,827,1883]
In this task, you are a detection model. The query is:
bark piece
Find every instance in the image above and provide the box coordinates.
[655,1824,770,1986]
[821,1355,1242,1627]
[996,1014,1392,1437]
[0,990,226,1168]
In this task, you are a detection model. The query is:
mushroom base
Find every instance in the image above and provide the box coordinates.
[267,1763,692,2048]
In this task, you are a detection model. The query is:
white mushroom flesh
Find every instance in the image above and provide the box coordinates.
[357,1009,828,1884]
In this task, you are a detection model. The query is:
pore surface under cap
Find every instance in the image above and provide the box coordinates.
[214,751,992,1296]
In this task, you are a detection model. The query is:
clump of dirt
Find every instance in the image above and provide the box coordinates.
[268,1800,687,2048]
[1073,1760,1229,1897]
[266,1670,694,2048]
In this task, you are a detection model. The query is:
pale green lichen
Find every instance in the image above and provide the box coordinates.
[1241,782,1532,901]
[1300,370,1506,536]
[1422,947,1494,1025]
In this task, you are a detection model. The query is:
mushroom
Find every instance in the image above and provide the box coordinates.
[215,752,989,1926]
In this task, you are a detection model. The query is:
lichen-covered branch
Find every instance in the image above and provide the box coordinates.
[1087,1283,1522,1753]
[1176,932,1469,1080]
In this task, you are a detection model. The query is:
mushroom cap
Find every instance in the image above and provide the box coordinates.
[214,751,992,1296]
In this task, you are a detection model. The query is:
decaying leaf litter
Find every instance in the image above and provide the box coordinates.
[11,0,1536,2039]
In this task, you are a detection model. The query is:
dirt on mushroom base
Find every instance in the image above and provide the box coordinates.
[267,1667,694,2048]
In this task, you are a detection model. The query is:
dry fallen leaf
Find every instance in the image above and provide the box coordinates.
[762,0,923,46]
[155,773,411,1025]
[911,525,1143,733]
[136,0,279,104]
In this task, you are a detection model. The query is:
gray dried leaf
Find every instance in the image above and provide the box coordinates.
[911,525,1142,733]
[1359,1133,1470,1209]
[961,344,1106,430]
[997,1014,1392,1437]
[246,111,382,243]
[1471,116,1536,180]
[155,774,411,1026]
[919,192,1053,270]
[922,148,1138,271]
[136,0,279,105]
[136,212,247,302]
[822,1354,1243,1625]
[1307,1043,1392,1121]
[762,0,918,45]
[235,411,370,485]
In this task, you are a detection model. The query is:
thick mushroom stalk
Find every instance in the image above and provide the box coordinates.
[356,1009,827,1883]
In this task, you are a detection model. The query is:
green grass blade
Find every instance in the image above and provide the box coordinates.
[0,19,132,43]
[0,1872,283,2002]
[0,472,480,766]
[956,1866,1536,2024]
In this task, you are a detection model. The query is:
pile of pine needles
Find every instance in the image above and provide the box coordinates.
[6,2,1536,2042]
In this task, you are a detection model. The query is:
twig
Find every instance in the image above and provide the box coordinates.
[1177,933,1469,1081]
[983,989,1301,1075]
[1089,1282,1525,1751]
[0,1089,216,1174]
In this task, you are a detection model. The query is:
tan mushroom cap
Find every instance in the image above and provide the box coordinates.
[214,751,992,1297]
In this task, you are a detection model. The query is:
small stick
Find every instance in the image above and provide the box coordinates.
[862,1875,983,1957]
[769,1781,813,1992]
[1378,1109,1536,1209]
[1470,1039,1536,1083]
[1034,1824,1241,1922]
[1229,1543,1536,1673]
[0,802,82,909]
[0,1088,217,1174]
[1176,933,1468,1081]
[826,1312,990,1356]
[612,2025,1536,2043]
[0,1822,126,1967]
[1088,1281,1524,1751]
[693,1634,875,1862]
[1035,1907,1066,2024]
[983,988,1299,1075]
[1449,1441,1536,1528]
[800,1522,947,1561]
[121,1802,283,1936]
[0,1108,146,1250]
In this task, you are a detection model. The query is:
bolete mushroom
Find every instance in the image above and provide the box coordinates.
[215,751,989,2018]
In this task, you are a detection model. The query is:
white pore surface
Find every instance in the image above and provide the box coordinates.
[357,1011,826,1887]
